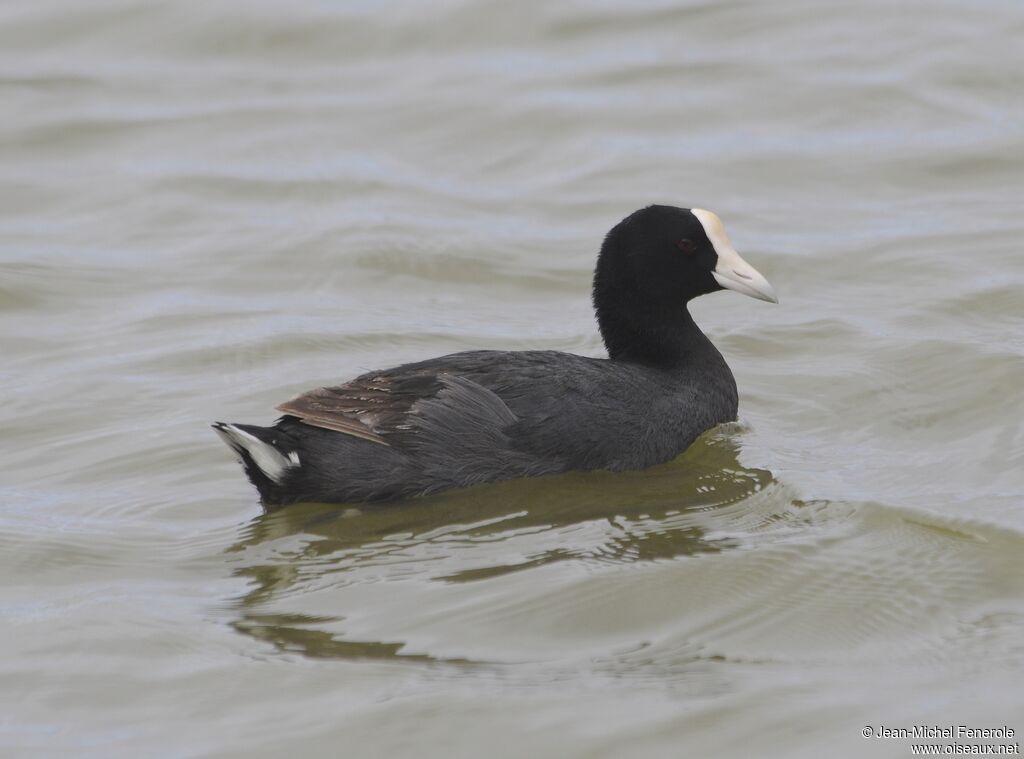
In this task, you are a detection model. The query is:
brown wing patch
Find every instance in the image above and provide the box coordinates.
[275,371,450,446]
[276,383,391,445]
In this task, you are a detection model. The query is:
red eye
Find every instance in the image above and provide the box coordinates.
[676,238,696,254]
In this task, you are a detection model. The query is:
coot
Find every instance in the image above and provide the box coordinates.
[214,206,777,509]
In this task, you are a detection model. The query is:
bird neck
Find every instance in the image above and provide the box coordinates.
[598,303,720,368]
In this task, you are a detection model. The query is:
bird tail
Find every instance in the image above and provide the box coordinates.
[212,422,300,503]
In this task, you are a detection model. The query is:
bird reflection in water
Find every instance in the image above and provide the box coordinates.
[226,428,778,662]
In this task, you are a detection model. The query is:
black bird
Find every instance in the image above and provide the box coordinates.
[214,206,777,509]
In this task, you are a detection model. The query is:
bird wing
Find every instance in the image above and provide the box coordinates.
[275,356,520,448]
[275,369,441,445]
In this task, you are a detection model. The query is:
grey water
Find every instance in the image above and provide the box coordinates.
[2,1,1023,757]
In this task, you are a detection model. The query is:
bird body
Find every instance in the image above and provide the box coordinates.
[215,206,777,509]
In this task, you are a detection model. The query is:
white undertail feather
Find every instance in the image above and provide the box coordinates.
[214,424,299,484]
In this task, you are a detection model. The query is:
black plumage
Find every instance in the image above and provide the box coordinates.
[214,205,777,509]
